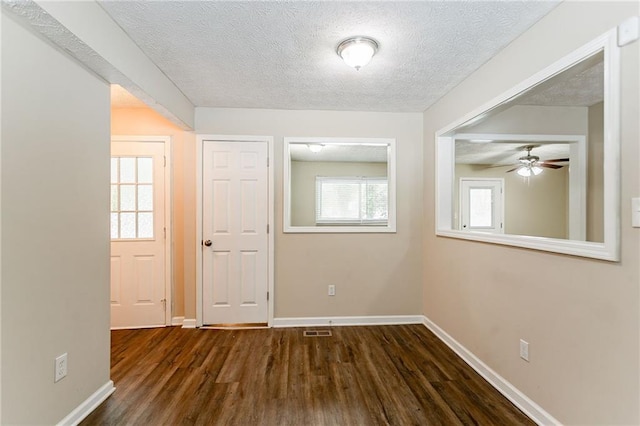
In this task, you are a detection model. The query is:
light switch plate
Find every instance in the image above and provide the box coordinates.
[618,16,639,47]
[632,198,640,228]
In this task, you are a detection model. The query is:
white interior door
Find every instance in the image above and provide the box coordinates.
[111,141,167,329]
[202,141,269,325]
[460,178,504,233]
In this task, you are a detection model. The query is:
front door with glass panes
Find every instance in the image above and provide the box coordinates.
[459,178,504,234]
[110,141,166,329]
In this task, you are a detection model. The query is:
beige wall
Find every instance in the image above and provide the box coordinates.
[455,164,568,238]
[111,107,196,318]
[1,13,111,424]
[196,109,423,318]
[291,161,387,226]
[423,2,639,424]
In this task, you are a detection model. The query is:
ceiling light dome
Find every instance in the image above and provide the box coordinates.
[517,166,543,177]
[337,37,379,70]
[308,144,324,153]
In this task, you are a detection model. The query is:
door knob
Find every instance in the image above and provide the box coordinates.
[203,240,212,247]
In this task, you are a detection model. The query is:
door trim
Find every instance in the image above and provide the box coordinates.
[196,135,275,328]
[459,177,505,234]
[112,135,173,326]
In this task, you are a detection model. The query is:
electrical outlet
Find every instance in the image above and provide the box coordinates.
[328,285,336,296]
[519,339,529,362]
[55,353,68,382]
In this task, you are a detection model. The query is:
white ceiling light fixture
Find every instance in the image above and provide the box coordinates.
[308,144,324,153]
[337,37,379,71]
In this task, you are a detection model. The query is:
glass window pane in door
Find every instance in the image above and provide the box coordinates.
[110,185,119,212]
[111,158,119,184]
[469,188,493,227]
[119,157,136,183]
[120,185,136,211]
[137,157,153,183]
[138,212,153,238]
[110,213,119,239]
[137,185,153,211]
[120,212,136,238]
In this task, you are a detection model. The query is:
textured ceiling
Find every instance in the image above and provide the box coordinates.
[99,1,560,112]
[517,51,604,107]
[456,141,570,166]
[290,143,388,163]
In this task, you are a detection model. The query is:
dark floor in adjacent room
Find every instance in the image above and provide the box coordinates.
[82,324,534,425]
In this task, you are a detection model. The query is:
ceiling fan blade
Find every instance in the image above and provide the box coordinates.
[539,163,563,169]
[484,164,512,169]
[543,158,570,163]
[506,166,519,173]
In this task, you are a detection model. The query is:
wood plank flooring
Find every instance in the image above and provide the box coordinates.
[82,325,534,425]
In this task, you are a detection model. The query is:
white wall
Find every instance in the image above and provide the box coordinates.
[1,13,111,424]
[423,2,639,424]
[196,108,423,318]
[16,0,195,130]
[464,105,588,135]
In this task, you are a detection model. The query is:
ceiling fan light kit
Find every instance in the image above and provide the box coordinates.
[508,145,568,177]
[516,165,543,177]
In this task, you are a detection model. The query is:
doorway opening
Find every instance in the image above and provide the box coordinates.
[110,136,172,329]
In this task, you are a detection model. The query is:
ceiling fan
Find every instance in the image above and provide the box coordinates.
[506,145,569,177]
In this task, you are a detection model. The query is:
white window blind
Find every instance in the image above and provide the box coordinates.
[315,176,388,224]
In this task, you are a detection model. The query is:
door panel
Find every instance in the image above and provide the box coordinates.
[203,141,268,325]
[111,141,166,328]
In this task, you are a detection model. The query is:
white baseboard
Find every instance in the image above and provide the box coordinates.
[171,316,184,326]
[110,325,164,330]
[272,315,424,328]
[422,316,560,426]
[182,318,197,329]
[57,380,115,426]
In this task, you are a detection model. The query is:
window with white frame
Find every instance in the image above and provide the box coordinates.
[315,176,388,225]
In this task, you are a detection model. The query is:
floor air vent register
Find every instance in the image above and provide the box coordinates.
[303,330,332,337]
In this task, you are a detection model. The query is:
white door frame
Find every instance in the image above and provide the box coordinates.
[459,177,505,234]
[112,135,173,326]
[196,135,275,327]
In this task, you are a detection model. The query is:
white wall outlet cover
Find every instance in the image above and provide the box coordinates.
[55,353,68,382]
[618,16,639,47]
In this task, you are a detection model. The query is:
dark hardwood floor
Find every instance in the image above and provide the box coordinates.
[82,324,534,425]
